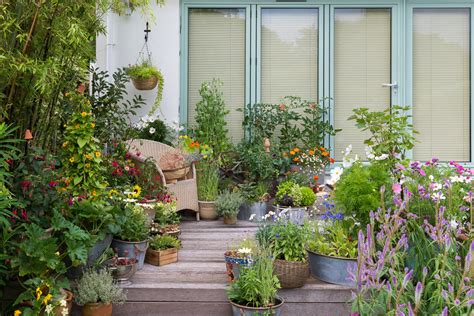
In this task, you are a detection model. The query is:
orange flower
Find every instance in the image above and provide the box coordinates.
[309,150,315,156]
[293,157,300,162]
[279,104,286,111]
[194,141,200,148]
[322,151,330,157]
[330,158,335,163]
[320,147,326,151]
[313,175,319,181]
[294,148,300,153]
[290,150,296,156]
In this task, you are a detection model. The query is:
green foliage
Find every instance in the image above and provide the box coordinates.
[149,235,181,251]
[215,190,244,218]
[334,162,391,226]
[238,182,268,203]
[114,204,149,242]
[266,222,309,262]
[306,220,358,259]
[68,199,119,239]
[349,105,417,169]
[300,187,316,207]
[75,269,126,306]
[154,201,180,226]
[61,92,107,198]
[110,0,165,20]
[137,117,169,143]
[90,67,144,144]
[197,160,219,201]
[237,141,278,183]
[193,79,230,157]
[227,247,280,308]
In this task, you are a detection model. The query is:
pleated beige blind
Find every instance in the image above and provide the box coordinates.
[413,9,470,162]
[188,9,246,142]
[334,9,391,160]
[261,9,319,103]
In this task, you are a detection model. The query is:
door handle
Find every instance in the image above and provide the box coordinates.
[382,82,398,88]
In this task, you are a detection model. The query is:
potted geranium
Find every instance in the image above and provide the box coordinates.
[216,190,245,225]
[306,214,357,286]
[111,203,150,269]
[197,160,219,220]
[75,269,126,316]
[265,221,310,288]
[227,247,283,315]
[274,181,316,225]
[145,235,181,266]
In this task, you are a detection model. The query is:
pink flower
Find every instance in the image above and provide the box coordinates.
[392,183,402,195]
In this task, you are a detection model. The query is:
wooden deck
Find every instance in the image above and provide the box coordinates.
[112,220,352,316]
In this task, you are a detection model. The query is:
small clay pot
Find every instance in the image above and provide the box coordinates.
[223,215,237,225]
[82,302,112,316]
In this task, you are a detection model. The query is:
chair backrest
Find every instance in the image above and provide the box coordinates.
[127,139,175,162]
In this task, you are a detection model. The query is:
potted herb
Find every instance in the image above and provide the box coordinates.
[274,181,316,225]
[111,203,150,269]
[216,190,245,225]
[197,160,219,220]
[227,248,283,315]
[306,215,357,286]
[145,235,181,266]
[75,269,126,316]
[265,221,310,288]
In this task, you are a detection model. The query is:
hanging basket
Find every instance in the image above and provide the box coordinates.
[131,76,158,90]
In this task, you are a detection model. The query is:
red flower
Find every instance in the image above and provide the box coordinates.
[6,159,13,166]
[112,161,119,168]
[19,181,32,189]
[48,181,58,188]
[21,210,28,221]
[125,152,131,160]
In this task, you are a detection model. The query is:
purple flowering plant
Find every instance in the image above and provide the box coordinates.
[351,184,473,315]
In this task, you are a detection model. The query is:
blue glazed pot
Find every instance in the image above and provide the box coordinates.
[111,239,148,270]
[224,255,251,280]
[307,249,357,286]
[230,296,284,316]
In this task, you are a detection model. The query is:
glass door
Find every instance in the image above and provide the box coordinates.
[330,6,399,160]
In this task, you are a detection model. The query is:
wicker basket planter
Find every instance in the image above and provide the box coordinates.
[273,259,309,288]
[131,76,158,90]
[145,247,178,266]
[199,200,218,220]
[229,296,284,316]
[162,166,190,184]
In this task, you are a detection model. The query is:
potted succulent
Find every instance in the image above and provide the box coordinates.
[306,215,358,286]
[75,269,126,316]
[227,247,283,315]
[111,203,150,269]
[266,221,310,288]
[216,190,245,225]
[224,238,257,281]
[274,181,316,225]
[126,61,164,92]
[145,235,181,266]
[197,160,219,220]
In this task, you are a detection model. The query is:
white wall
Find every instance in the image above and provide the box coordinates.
[96,0,181,124]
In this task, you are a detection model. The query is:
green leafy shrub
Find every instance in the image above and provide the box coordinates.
[149,235,181,251]
[266,221,309,262]
[215,190,244,218]
[334,162,391,226]
[300,187,316,207]
[114,204,149,242]
[306,220,357,259]
[137,117,169,143]
[154,201,180,226]
[227,247,280,308]
[75,269,126,306]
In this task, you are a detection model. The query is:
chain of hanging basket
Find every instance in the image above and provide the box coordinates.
[135,22,153,65]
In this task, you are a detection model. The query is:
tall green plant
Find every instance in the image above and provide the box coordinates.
[193,79,230,156]
[197,161,219,201]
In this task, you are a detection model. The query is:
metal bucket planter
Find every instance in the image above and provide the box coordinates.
[229,296,284,316]
[273,205,307,225]
[238,202,267,221]
[111,239,148,270]
[66,234,113,278]
[104,257,138,286]
[307,249,357,286]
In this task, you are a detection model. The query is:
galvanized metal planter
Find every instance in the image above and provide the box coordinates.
[307,249,356,286]
[238,201,268,221]
[229,296,284,316]
[273,205,307,225]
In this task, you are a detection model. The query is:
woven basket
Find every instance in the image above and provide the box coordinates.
[162,166,190,184]
[131,76,158,90]
[273,259,309,288]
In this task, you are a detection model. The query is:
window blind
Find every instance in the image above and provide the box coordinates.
[413,8,470,162]
[261,8,319,103]
[188,9,246,142]
[334,9,392,160]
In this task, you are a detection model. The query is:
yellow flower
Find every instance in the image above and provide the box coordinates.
[85,163,91,169]
[92,190,97,197]
[69,157,75,163]
[75,124,80,129]
[43,293,52,305]
[85,154,93,160]
[91,123,95,128]
[62,141,68,148]
[95,151,101,158]
[132,185,141,198]
[14,310,21,316]
[55,252,60,256]
[64,92,70,97]
[81,112,87,117]
[108,189,118,198]
[36,287,42,301]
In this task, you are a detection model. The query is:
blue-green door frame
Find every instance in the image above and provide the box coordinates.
[180,0,474,165]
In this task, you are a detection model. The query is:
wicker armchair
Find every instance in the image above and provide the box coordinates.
[127,139,200,221]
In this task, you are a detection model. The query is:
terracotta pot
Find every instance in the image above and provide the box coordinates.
[199,201,218,220]
[131,76,158,90]
[82,302,112,316]
[38,289,73,316]
[223,215,237,225]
